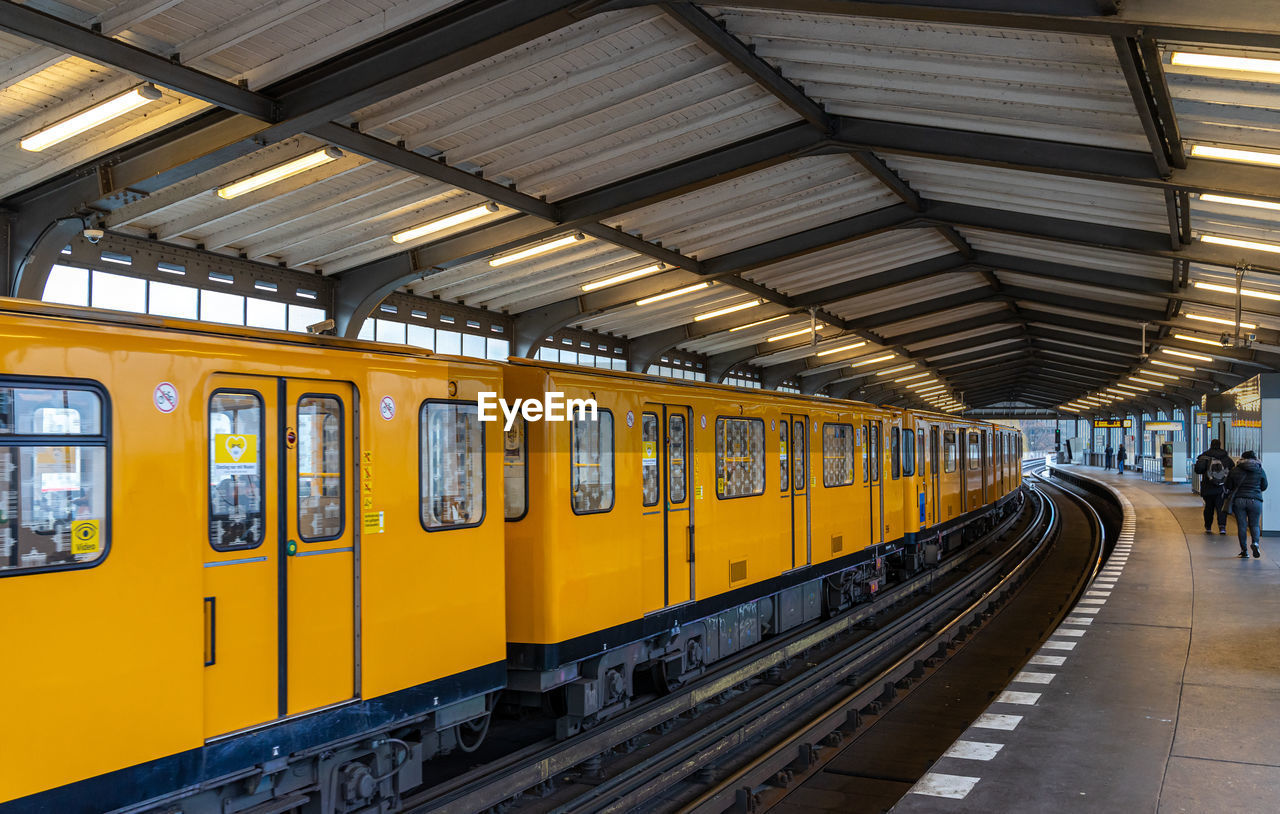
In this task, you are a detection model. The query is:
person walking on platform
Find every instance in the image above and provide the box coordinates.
[1194,439,1234,534]
[1104,445,1114,470]
[1117,444,1127,474]
[1227,450,1268,558]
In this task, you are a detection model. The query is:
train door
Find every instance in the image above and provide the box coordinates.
[204,375,279,737]
[782,413,811,568]
[929,425,940,527]
[866,419,883,544]
[981,429,989,505]
[283,379,356,715]
[642,403,693,609]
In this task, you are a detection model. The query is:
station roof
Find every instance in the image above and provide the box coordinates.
[4,0,1280,415]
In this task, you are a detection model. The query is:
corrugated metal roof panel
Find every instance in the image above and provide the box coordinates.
[886,155,1170,233]
[744,228,957,295]
[712,6,1149,151]
[876,300,1009,337]
[995,269,1166,309]
[575,284,751,337]
[352,8,797,201]
[960,230,1172,278]
[609,155,897,258]
[827,270,989,320]
[1163,43,1280,153]
[905,322,1021,353]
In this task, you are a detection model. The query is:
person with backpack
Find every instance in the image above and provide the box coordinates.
[1227,450,1268,558]
[1117,444,1128,474]
[1193,439,1234,534]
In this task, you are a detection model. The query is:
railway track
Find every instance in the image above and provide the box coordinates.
[400,470,1052,814]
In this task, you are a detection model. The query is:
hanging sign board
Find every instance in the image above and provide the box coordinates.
[1145,422,1179,431]
[1093,419,1132,429]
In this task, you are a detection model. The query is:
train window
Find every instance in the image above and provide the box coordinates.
[503,420,527,521]
[792,420,805,492]
[571,411,614,514]
[716,417,765,498]
[869,423,881,483]
[968,432,980,470]
[779,420,789,492]
[860,424,869,483]
[920,427,927,474]
[0,383,109,575]
[903,429,915,477]
[668,414,687,504]
[420,402,485,529]
[822,423,855,487]
[890,427,901,480]
[642,412,659,507]
[943,430,957,473]
[297,396,344,541]
[209,391,265,550]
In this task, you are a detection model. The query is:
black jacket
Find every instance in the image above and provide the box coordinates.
[1228,458,1268,502]
[1195,448,1234,495]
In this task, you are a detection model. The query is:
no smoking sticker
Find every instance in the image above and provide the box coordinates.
[154,382,178,414]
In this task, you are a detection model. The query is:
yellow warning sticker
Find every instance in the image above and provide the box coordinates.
[642,441,656,460]
[696,485,704,500]
[213,433,257,475]
[362,511,384,534]
[717,477,725,494]
[362,494,374,510]
[781,440,787,455]
[71,519,99,555]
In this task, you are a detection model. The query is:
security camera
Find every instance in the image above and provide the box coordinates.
[82,227,104,244]
[307,318,335,335]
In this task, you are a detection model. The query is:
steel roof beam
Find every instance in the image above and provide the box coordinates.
[790,252,970,309]
[886,310,1016,346]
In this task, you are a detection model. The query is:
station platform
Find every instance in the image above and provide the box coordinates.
[893,465,1280,813]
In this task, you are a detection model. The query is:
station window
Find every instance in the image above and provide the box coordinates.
[903,429,915,477]
[642,413,659,507]
[944,430,958,473]
[968,432,981,470]
[0,383,109,575]
[503,420,527,521]
[297,396,344,541]
[571,411,614,514]
[823,423,855,487]
[716,417,765,498]
[209,391,265,550]
[780,420,789,492]
[792,420,806,492]
[668,414,687,504]
[420,402,485,529]
[890,427,901,480]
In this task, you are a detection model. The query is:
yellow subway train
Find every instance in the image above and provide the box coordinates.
[0,300,1021,813]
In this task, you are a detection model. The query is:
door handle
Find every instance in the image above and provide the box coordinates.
[204,597,216,667]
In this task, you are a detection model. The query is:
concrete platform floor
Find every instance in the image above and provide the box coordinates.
[892,466,1280,814]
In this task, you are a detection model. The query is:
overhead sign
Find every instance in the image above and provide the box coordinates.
[1093,419,1132,429]
[1146,422,1179,431]
[1194,411,1208,425]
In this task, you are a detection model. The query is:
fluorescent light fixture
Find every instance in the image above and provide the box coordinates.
[392,203,499,244]
[1111,384,1146,393]
[848,353,896,368]
[816,341,867,357]
[1194,280,1280,301]
[1187,313,1256,329]
[1143,369,1179,380]
[1129,377,1162,386]
[1190,144,1280,167]
[636,282,710,306]
[1199,193,1280,212]
[582,263,664,293]
[906,379,937,389]
[878,364,917,377]
[1172,333,1224,347]
[917,385,946,394]
[1060,406,1081,412]
[894,372,930,383]
[1171,51,1280,77]
[1152,359,1194,371]
[730,315,789,332]
[694,299,762,322]
[217,147,343,199]
[489,233,586,267]
[767,326,820,342]
[1163,348,1213,361]
[21,84,162,151]
[1200,233,1280,255]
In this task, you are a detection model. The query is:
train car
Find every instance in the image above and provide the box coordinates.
[501,360,1022,735]
[0,299,505,814]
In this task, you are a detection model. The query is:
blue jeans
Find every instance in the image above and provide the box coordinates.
[1233,498,1263,549]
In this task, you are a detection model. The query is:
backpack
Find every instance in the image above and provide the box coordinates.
[1207,458,1228,485]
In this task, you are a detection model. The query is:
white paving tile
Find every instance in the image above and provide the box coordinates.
[1042,640,1077,650]
[1029,654,1067,666]
[911,772,981,799]
[943,740,1005,761]
[1013,671,1056,684]
[973,712,1023,730]
[1055,628,1086,637]
[1079,598,1107,604]
[1086,590,1112,597]
[996,690,1041,705]
[1072,607,1100,614]
[1064,616,1093,625]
